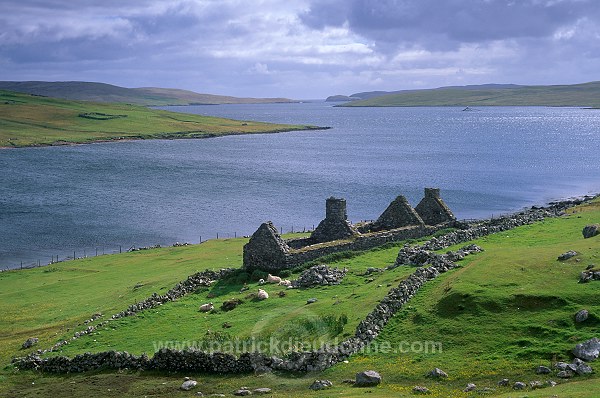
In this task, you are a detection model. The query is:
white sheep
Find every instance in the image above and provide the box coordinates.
[199,302,214,312]
[257,289,269,300]
[267,274,282,284]
[279,279,292,287]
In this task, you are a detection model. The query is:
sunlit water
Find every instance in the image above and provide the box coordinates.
[1,102,599,269]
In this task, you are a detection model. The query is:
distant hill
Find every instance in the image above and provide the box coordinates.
[325,94,362,102]
[336,81,600,107]
[0,81,296,106]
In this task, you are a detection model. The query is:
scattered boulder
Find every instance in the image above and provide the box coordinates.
[557,370,573,379]
[463,383,476,392]
[573,358,594,375]
[309,380,333,390]
[355,370,382,387]
[547,380,557,387]
[529,380,543,389]
[306,298,318,304]
[575,309,589,323]
[573,337,600,361]
[364,267,384,275]
[558,250,578,261]
[579,269,600,283]
[582,224,600,239]
[497,378,509,387]
[536,365,551,374]
[513,381,526,390]
[555,362,575,371]
[426,368,448,378]
[181,380,198,391]
[233,388,252,396]
[22,337,39,349]
[412,385,430,394]
[253,387,272,394]
[221,298,243,311]
[293,265,347,288]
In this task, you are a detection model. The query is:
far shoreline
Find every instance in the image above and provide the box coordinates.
[0,125,331,149]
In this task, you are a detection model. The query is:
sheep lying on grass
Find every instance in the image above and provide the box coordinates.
[257,289,269,300]
[199,302,214,312]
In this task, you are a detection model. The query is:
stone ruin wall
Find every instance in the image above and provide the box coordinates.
[13,197,589,374]
[243,188,457,272]
[414,188,456,226]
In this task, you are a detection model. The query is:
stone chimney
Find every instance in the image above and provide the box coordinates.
[415,188,455,226]
[424,188,441,199]
[310,197,359,243]
[325,197,347,220]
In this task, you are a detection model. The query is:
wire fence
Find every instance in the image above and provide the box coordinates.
[0,225,316,272]
[0,215,508,272]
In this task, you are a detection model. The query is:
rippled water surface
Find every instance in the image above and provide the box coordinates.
[2,103,599,268]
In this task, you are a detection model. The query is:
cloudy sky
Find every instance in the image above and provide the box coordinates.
[1,0,599,98]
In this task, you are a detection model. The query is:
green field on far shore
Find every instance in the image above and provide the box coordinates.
[340,81,600,107]
[0,90,322,147]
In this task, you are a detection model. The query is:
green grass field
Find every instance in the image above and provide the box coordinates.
[1,201,599,397]
[341,81,600,107]
[0,90,320,147]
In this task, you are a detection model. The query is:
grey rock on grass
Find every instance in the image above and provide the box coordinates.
[575,309,589,323]
[412,385,430,394]
[573,337,600,361]
[513,381,526,390]
[463,383,476,392]
[22,337,39,349]
[427,367,448,378]
[309,380,333,390]
[535,365,551,374]
[582,224,600,239]
[355,370,382,387]
[558,250,578,261]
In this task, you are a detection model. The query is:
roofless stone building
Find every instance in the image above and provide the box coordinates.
[243,188,456,272]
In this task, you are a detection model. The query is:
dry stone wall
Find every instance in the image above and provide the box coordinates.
[12,196,594,374]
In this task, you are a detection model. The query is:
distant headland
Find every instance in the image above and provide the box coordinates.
[328,81,600,107]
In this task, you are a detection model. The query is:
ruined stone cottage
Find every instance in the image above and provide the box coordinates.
[243,188,456,272]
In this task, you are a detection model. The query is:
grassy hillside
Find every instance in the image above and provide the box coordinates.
[135,87,295,105]
[0,90,320,147]
[0,81,297,105]
[1,200,599,397]
[341,81,600,107]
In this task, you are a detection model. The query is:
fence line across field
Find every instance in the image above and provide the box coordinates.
[1,225,319,272]
[1,215,503,272]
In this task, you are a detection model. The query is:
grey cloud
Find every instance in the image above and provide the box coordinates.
[1,0,600,98]
[301,0,598,49]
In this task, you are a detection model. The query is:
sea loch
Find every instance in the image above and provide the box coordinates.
[1,102,599,269]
